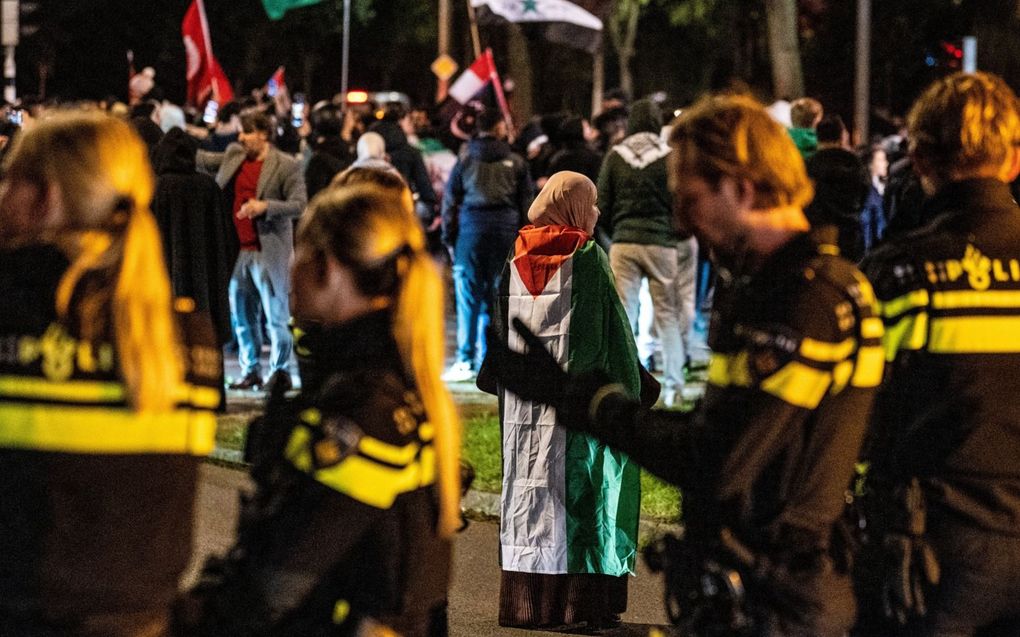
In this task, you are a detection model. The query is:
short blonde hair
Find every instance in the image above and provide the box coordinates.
[908,71,1020,183]
[790,97,823,128]
[669,94,814,210]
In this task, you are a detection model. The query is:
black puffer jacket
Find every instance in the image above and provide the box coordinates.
[151,128,237,345]
[368,121,437,212]
[440,135,533,246]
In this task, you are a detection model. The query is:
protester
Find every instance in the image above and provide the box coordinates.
[200,100,241,152]
[859,71,1020,636]
[546,116,603,184]
[303,103,352,200]
[859,144,888,254]
[441,107,533,382]
[369,103,438,224]
[597,97,686,406]
[486,94,883,636]
[804,114,871,261]
[196,110,307,393]
[179,183,460,637]
[788,97,823,159]
[349,130,396,173]
[478,171,655,631]
[151,127,236,403]
[0,111,220,636]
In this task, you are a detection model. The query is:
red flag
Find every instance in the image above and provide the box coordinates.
[264,66,286,97]
[182,0,234,106]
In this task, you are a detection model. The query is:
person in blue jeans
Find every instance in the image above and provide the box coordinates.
[197,111,307,393]
[441,108,533,381]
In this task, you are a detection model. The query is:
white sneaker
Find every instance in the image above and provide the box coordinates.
[442,360,475,382]
[662,387,679,408]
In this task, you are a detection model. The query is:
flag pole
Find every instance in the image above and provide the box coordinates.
[465,0,482,59]
[341,0,351,97]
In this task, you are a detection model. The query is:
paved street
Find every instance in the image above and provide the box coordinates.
[187,463,670,637]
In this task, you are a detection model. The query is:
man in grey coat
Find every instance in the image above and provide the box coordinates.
[197,110,307,392]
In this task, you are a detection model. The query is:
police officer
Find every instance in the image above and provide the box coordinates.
[485,94,884,636]
[178,183,460,636]
[0,113,221,635]
[859,71,1020,636]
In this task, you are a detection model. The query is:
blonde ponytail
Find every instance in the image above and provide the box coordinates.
[3,111,183,412]
[394,251,462,538]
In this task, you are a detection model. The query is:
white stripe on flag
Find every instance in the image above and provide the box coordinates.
[448,56,492,104]
[500,258,574,574]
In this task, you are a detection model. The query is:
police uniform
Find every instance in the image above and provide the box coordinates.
[0,243,221,636]
[184,310,450,637]
[566,234,884,636]
[861,178,1020,634]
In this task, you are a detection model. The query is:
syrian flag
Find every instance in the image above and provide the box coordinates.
[182,0,234,106]
[265,66,287,97]
[499,225,641,576]
[471,0,604,54]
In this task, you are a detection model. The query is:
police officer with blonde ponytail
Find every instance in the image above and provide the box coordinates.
[0,112,221,635]
[180,181,460,636]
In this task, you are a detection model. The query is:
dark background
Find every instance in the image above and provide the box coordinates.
[17,0,1020,129]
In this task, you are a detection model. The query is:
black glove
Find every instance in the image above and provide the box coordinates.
[484,317,568,407]
[880,478,941,625]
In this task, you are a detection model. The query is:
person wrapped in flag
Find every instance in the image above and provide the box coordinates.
[485,97,884,636]
[478,171,656,630]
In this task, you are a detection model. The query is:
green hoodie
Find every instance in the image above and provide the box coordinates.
[595,99,677,247]
[788,127,818,160]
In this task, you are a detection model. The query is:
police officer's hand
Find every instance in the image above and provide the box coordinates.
[881,532,940,624]
[484,318,567,407]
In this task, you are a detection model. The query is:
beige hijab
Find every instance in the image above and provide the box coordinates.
[527,171,600,235]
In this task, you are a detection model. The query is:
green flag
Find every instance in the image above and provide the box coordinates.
[262,0,324,20]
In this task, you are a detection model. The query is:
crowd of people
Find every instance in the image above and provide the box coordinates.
[1,65,1020,637]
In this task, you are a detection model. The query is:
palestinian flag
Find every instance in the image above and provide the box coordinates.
[499,225,641,576]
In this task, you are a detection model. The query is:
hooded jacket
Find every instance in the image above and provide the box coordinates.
[441,135,533,245]
[151,128,236,345]
[596,99,677,247]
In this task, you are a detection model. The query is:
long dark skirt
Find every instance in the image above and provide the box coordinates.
[498,570,628,629]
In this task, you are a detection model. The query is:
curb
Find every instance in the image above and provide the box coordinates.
[204,452,681,542]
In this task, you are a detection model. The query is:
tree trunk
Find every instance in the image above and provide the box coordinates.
[764,0,804,99]
[507,23,533,125]
[608,0,641,100]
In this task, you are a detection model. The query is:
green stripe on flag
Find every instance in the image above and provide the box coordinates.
[262,0,324,20]
[564,240,641,576]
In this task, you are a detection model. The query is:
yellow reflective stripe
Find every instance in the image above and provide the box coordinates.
[851,346,885,388]
[419,445,436,486]
[929,316,1020,353]
[760,361,832,409]
[707,351,752,388]
[301,408,322,426]
[830,360,853,394]
[358,436,419,466]
[861,317,884,340]
[883,312,929,360]
[312,454,424,509]
[0,375,125,403]
[177,384,220,409]
[931,290,1020,309]
[0,403,215,455]
[800,337,855,363]
[880,289,930,318]
[286,426,314,471]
